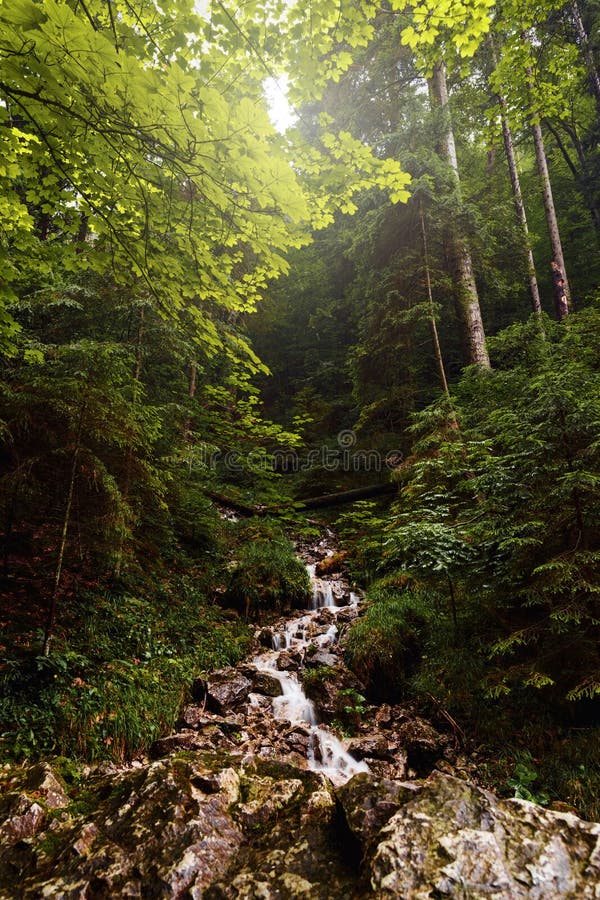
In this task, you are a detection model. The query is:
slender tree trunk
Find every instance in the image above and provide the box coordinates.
[498,99,543,314]
[543,116,600,234]
[43,404,85,657]
[526,66,572,319]
[488,35,542,314]
[530,119,572,319]
[429,61,490,367]
[571,0,600,117]
[114,308,144,578]
[419,205,454,402]
[183,361,197,441]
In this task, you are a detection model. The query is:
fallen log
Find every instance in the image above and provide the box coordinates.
[207,482,396,518]
[296,482,397,510]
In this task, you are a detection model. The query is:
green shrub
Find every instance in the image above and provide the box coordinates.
[225,534,310,617]
[344,584,433,701]
[0,580,251,762]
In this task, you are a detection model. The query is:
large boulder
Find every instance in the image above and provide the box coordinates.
[0,762,70,852]
[336,773,420,858]
[250,670,284,698]
[315,552,348,576]
[3,758,600,898]
[0,756,244,899]
[192,667,253,715]
[341,770,600,899]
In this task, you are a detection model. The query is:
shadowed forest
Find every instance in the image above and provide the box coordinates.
[1,0,600,829]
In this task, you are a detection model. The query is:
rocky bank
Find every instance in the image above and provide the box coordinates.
[2,535,600,898]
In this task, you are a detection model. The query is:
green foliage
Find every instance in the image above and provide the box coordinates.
[302,665,337,695]
[383,308,600,705]
[344,584,434,701]
[334,687,368,733]
[225,526,311,616]
[506,752,551,805]
[0,579,251,762]
[335,501,390,583]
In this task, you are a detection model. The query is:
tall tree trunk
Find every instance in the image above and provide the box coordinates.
[500,103,543,315]
[530,118,572,319]
[42,404,85,657]
[526,66,572,320]
[488,35,542,314]
[571,0,600,117]
[493,95,543,314]
[419,204,453,401]
[543,116,600,234]
[114,307,144,578]
[429,61,490,367]
[183,361,197,442]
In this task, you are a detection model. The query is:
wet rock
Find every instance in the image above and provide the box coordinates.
[305,650,337,669]
[369,771,600,899]
[195,668,253,715]
[335,606,359,624]
[190,675,208,702]
[218,715,245,734]
[302,664,365,726]
[284,726,311,755]
[373,704,394,727]
[314,608,337,626]
[246,692,272,711]
[346,735,393,761]
[250,671,284,698]
[256,627,275,648]
[394,717,447,774]
[315,552,347,576]
[237,775,303,828]
[366,756,408,781]
[277,652,301,671]
[337,773,419,857]
[330,581,350,605]
[10,757,244,898]
[150,728,234,758]
[177,704,218,729]
[207,766,357,900]
[3,735,600,898]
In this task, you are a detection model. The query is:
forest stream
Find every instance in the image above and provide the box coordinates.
[2,533,600,898]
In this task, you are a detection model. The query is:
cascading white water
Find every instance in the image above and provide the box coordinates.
[308,730,368,782]
[315,624,338,648]
[308,564,338,611]
[254,562,368,786]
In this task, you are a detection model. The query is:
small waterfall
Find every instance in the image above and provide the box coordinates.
[316,624,338,648]
[272,673,318,726]
[308,731,369,784]
[253,556,368,786]
[308,564,338,610]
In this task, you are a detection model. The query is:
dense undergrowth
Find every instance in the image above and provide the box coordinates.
[0,577,251,762]
[0,517,308,764]
[340,309,600,821]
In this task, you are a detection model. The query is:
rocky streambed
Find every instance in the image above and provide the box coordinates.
[2,535,600,898]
